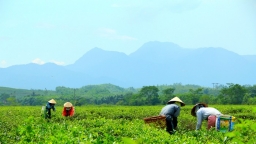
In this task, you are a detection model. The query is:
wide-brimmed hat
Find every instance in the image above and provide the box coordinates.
[48,99,56,104]
[64,102,72,107]
[167,97,185,106]
[191,103,208,117]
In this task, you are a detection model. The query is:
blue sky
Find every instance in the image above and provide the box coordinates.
[1,0,256,68]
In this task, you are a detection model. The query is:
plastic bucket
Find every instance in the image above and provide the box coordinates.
[215,115,235,132]
[230,116,236,131]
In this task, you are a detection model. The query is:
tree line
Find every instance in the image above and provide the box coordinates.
[0,83,256,106]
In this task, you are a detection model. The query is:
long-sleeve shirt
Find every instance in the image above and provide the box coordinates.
[46,102,55,111]
[159,104,180,118]
[62,107,75,117]
[196,107,221,130]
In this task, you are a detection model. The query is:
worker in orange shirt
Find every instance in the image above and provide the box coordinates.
[62,102,75,117]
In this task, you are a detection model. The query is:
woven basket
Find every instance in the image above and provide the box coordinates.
[144,115,166,128]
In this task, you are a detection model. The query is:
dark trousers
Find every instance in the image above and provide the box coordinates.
[45,109,51,119]
[166,115,177,135]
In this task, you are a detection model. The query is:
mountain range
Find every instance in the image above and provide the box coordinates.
[1,41,256,90]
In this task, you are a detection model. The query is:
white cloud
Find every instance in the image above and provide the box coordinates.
[0,60,7,68]
[98,28,137,41]
[32,58,45,65]
[32,58,65,66]
[50,60,65,66]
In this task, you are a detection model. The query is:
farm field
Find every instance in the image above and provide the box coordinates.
[1,105,256,144]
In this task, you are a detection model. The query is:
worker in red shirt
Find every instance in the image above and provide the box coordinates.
[62,102,75,117]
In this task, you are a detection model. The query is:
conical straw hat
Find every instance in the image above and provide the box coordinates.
[167,96,185,106]
[48,99,56,104]
[64,102,72,107]
[191,103,208,117]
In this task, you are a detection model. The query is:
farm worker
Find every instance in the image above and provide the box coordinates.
[44,99,56,119]
[191,103,222,130]
[62,102,75,117]
[160,96,185,135]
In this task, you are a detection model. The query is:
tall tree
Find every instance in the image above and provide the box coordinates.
[242,93,250,104]
[189,88,203,104]
[220,84,247,104]
[199,95,211,104]
[6,96,18,105]
[139,86,160,105]
[160,87,175,104]
[0,93,10,105]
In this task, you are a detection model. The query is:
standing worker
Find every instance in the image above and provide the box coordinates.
[191,103,222,130]
[160,97,185,135]
[44,99,56,119]
[62,102,75,117]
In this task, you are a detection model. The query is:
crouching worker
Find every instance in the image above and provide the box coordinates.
[45,99,56,119]
[191,103,222,130]
[62,102,75,117]
[160,97,185,135]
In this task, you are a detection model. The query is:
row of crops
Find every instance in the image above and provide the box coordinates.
[1,105,256,143]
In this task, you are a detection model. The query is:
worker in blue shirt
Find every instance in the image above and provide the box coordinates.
[191,103,222,130]
[160,97,185,135]
[44,99,56,119]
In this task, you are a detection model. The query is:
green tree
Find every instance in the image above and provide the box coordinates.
[248,97,256,104]
[199,94,211,104]
[189,88,203,104]
[123,92,133,105]
[6,96,18,106]
[220,84,247,104]
[177,93,192,105]
[130,93,145,106]
[0,93,10,105]
[242,93,250,104]
[139,86,160,105]
[216,95,229,104]
[159,87,175,104]
[247,85,256,97]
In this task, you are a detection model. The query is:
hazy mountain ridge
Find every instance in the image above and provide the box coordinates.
[1,41,255,90]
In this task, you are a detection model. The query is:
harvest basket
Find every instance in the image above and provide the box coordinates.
[143,115,166,128]
[215,115,236,132]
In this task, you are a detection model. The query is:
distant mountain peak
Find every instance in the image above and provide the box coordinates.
[1,41,255,89]
[87,47,104,53]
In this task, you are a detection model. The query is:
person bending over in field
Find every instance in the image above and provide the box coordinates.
[62,102,75,117]
[44,99,56,119]
[191,103,222,130]
[160,97,185,135]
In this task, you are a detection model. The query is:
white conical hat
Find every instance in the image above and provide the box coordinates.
[167,96,185,106]
[48,99,56,104]
[191,103,208,117]
[64,102,72,107]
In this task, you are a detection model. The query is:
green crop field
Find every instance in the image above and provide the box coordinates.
[1,105,256,144]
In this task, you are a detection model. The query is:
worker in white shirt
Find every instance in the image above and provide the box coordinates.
[191,103,222,130]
